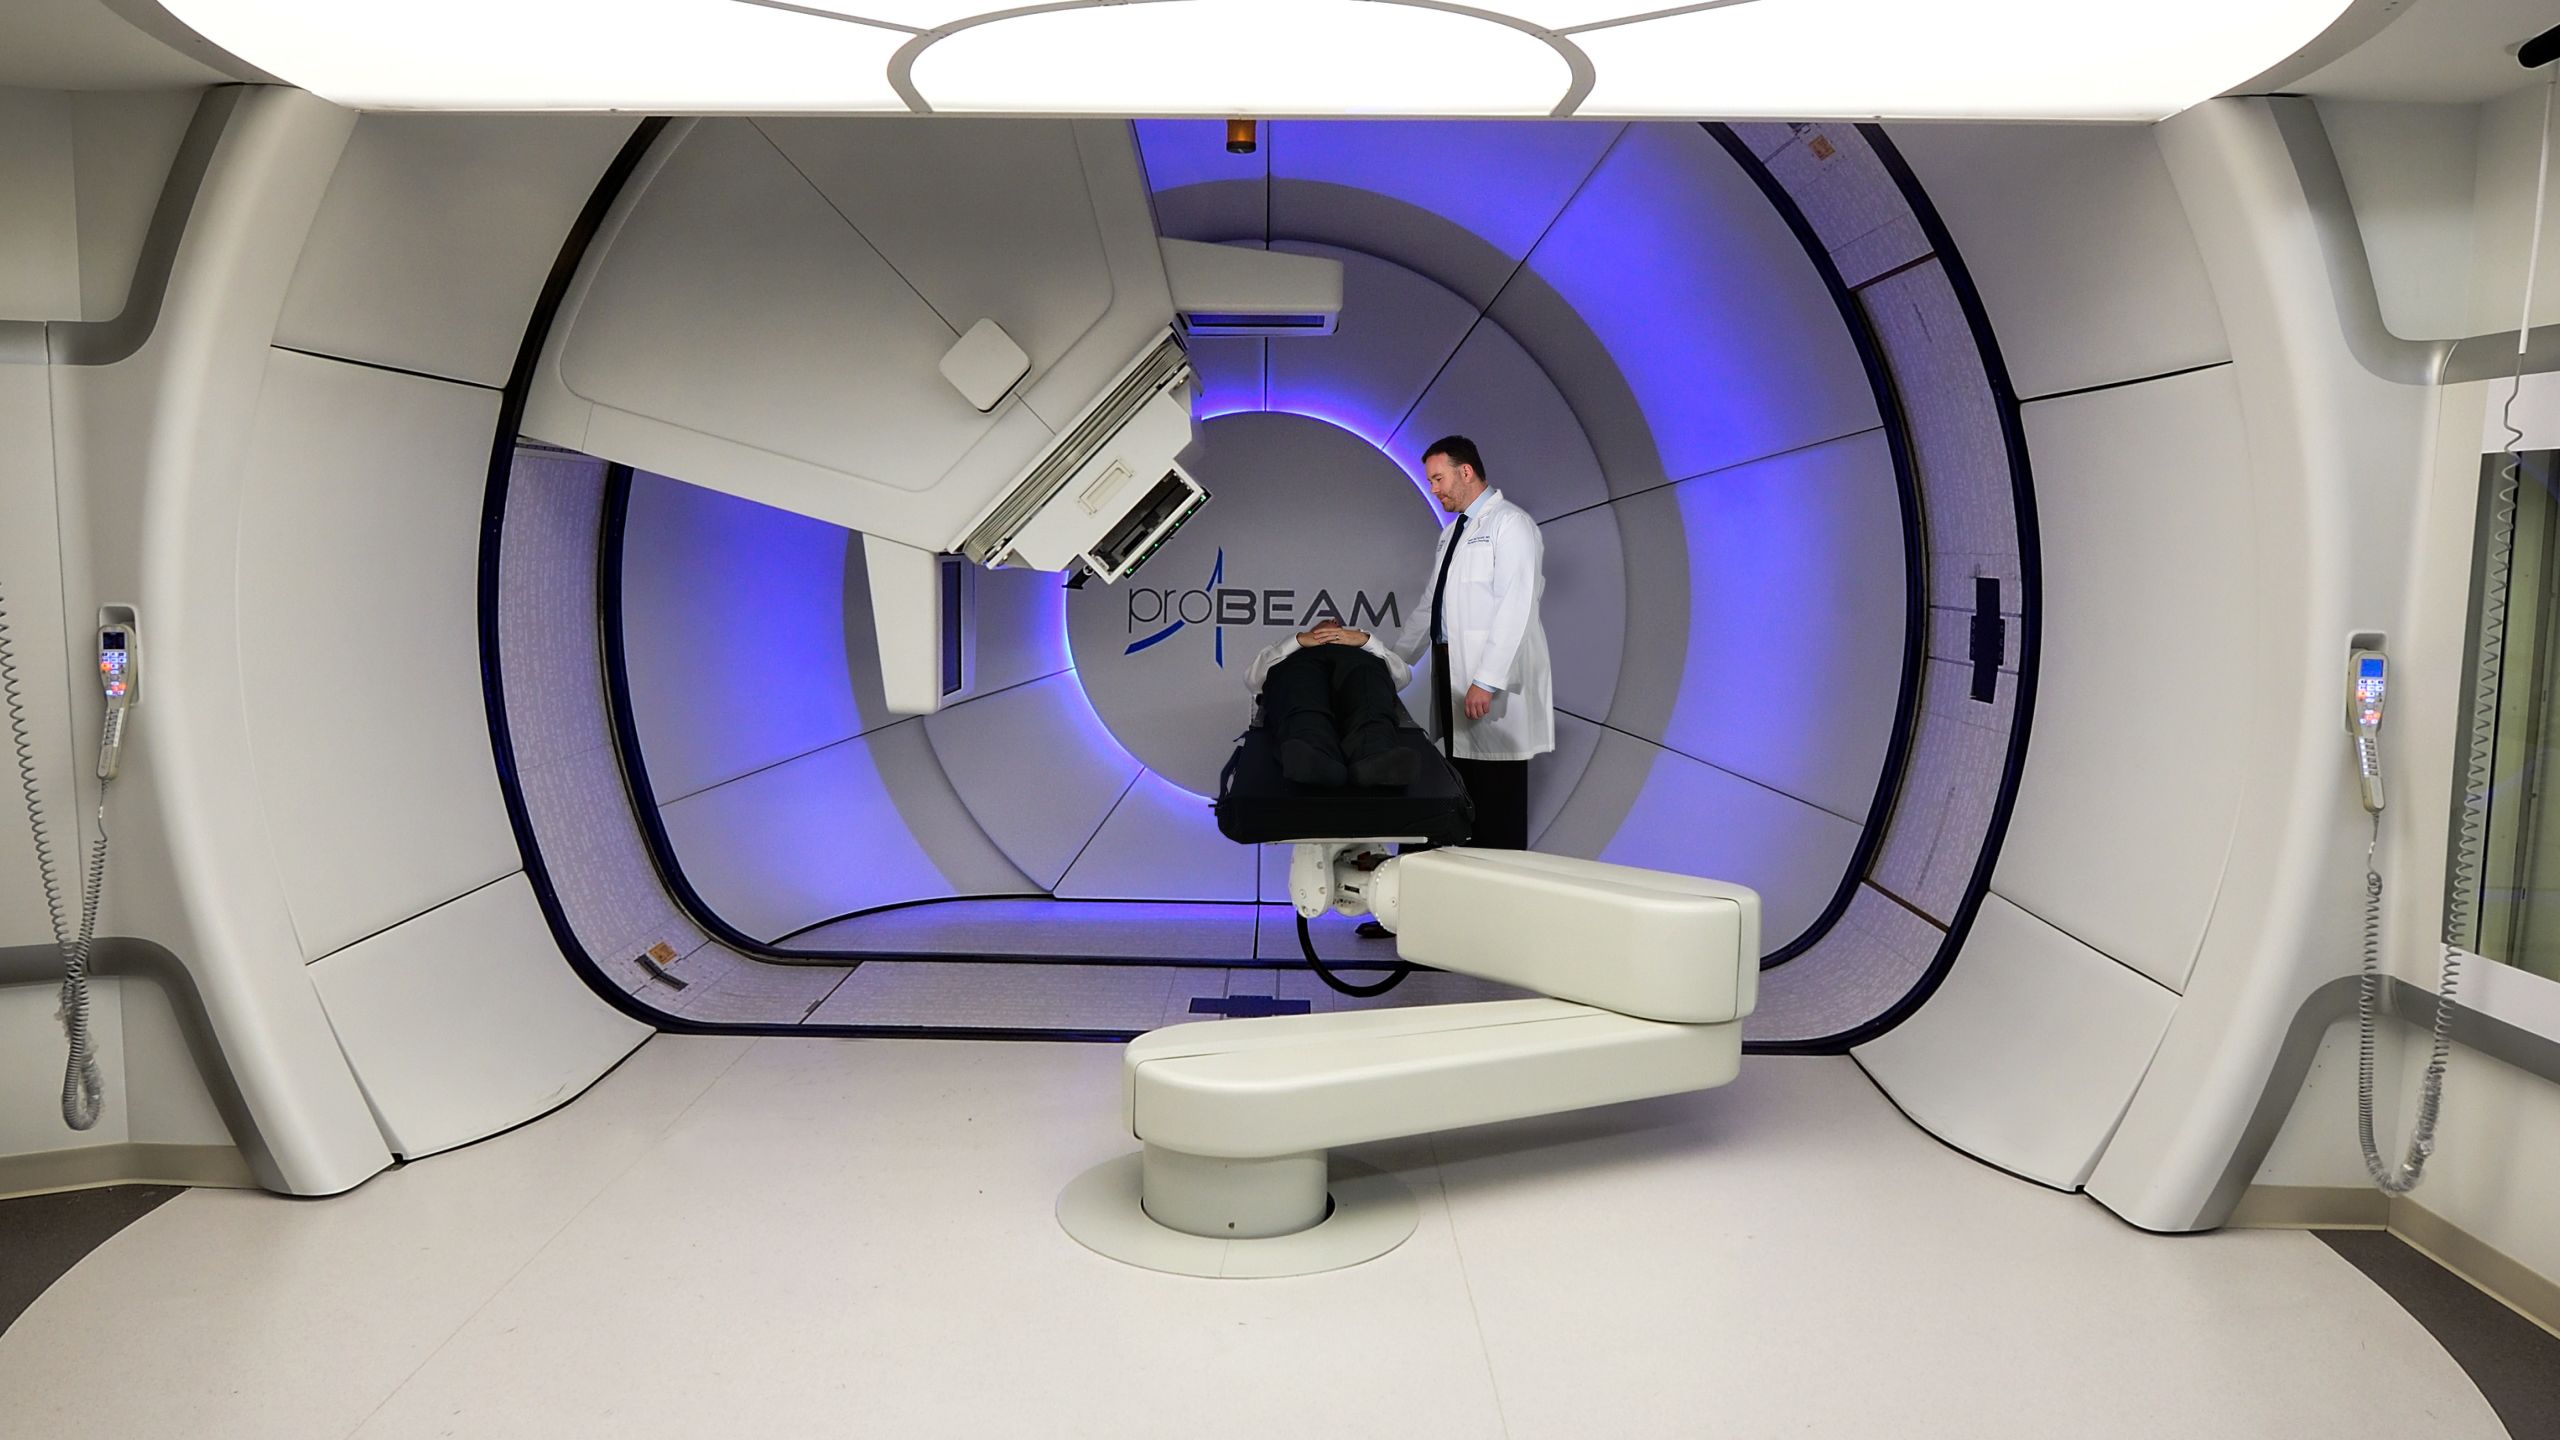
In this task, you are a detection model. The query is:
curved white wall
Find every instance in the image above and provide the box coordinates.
[7,98,655,1190]
[1849,119,2245,1193]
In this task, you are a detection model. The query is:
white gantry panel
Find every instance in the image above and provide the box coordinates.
[619,470,862,802]
[1389,312,1610,524]
[1133,120,1269,242]
[1539,728,1861,953]
[755,118,1114,393]
[233,350,520,962]
[1651,430,1907,824]
[922,671,1143,889]
[1533,503,1629,725]
[1884,121,2229,401]
[309,874,649,1159]
[1263,243,1477,447]
[1856,895,2178,1191]
[1185,331,1268,418]
[276,112,639,388]
[1996,366,2255,995]
[656,727,993,943]
[1055,770,1258,902]
[1270,119,1624,308]
[1527,707,1607,852]
[1506,122,1878,493]
[550,121,998,501]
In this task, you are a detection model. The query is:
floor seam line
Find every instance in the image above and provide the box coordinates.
[1431,1131,1516,1440]
[335,1036,755,1438]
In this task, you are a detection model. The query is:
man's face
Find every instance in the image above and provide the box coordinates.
[1424,455,1477,513]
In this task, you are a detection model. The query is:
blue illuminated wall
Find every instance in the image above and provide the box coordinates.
[619,472,1036,940]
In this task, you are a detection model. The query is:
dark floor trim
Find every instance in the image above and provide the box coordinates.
[2318,1229,2560,1437]
[0,1185,181,1339]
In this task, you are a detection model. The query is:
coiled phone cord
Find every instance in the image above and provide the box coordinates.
[0,581,109,1131]
[2354,813,2459,1193]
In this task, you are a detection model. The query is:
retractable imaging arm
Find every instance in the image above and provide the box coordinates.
[1286,841,1759,1025]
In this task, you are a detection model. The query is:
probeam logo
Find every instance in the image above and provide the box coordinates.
[1123,547,1402,667]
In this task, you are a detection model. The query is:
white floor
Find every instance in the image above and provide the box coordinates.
[0,1037,2505,1440]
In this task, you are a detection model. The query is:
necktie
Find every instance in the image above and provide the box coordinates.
[1430,513,1468,642]
[1428,514,1468,756]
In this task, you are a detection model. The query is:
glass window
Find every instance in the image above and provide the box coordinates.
[2449,447,2560,982]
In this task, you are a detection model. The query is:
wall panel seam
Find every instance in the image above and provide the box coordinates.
[268,343,503,394]
[1557,705,1868,826]
[1379,125,1631,448]
[303,868,525,967]
[1983,884,2185,999]
[1534,422,1889,527]
[2018,358,2234,408]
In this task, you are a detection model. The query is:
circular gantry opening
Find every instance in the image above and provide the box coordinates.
[498,116,2031,1044]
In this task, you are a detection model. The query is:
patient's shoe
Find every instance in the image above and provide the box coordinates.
[1280,737,1349,787]
[1349,747,1418,788]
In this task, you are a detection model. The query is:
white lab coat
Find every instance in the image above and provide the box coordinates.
[1390,488,1553,761]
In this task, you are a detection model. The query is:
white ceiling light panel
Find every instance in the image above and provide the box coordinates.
[909,0,1575,116]
[151,0,2355,120]
[1573,0,2356,120]
[157,0,909,110]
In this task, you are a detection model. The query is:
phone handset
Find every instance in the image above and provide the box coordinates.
[96,610,137,781]
[2347,647,2386,813]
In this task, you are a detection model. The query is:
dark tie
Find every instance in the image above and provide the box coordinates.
[1428,514,1468,755]
[1430,513,1468,641]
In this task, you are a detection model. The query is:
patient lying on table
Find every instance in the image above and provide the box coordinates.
[1246,624,1421,789]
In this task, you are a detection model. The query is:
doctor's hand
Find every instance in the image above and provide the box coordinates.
[1464,684,1495,721]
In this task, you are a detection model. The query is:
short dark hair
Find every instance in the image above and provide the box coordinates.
[1423,435,1487,480]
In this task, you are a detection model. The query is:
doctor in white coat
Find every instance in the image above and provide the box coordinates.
[1331,434,1553,849]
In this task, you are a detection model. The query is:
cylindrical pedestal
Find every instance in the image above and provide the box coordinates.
[1140,1144,1328,1239]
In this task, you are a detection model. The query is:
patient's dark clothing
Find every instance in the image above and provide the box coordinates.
[1263,644,1402,772]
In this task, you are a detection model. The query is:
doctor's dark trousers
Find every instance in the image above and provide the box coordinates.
[1451,757,1528,850]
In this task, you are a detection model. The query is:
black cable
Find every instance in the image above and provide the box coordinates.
[1297,911,1410,998]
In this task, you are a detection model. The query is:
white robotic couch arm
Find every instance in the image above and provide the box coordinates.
[1058,845,1761,1274]
[1290,842,1759,1024]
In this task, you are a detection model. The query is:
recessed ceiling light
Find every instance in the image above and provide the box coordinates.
[906,0,1575,116]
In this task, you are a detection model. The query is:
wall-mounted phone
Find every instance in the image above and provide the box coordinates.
[2346,642,2386,813]
[97,606,139,779]
[2339,630,2459,1196]
[0,593,136,1131]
